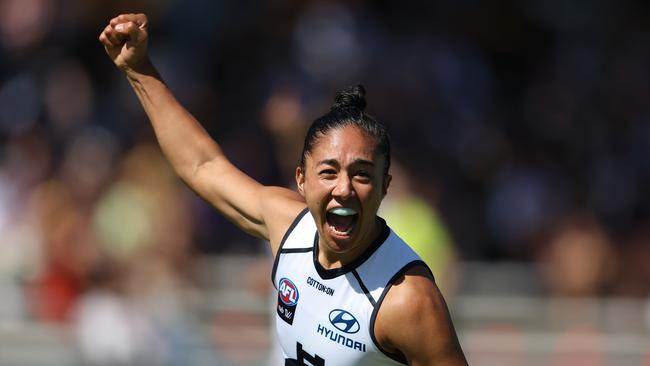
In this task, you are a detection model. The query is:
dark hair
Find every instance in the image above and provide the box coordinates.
[300,85,391,176]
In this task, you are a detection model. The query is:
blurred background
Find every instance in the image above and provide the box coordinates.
[1,0,650,365]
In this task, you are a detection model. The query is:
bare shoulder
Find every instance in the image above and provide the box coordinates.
[259,186,306,255]
[375,264,468,366]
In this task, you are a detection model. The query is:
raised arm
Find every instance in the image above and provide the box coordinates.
[98,14,305,252]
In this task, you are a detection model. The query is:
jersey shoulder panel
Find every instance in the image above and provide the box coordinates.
[355,229,423,305]
[281,209,316,250]
[272,208,315,286]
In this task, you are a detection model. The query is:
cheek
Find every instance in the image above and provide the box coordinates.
[359,185,384,208]
[303,181,325,207]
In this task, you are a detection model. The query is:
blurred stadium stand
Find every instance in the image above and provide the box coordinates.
[1,258,650,365]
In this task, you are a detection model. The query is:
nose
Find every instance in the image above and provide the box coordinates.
[332,175,354,200]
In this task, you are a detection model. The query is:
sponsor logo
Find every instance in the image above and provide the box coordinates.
[315,309,366,352]
[278,278,299,306]
[317,324,366,352]
[277,277,299,325]
[307,276,335,296]
[329,309,360,334]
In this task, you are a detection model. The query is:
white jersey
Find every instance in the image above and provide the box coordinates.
[272,208,428,366]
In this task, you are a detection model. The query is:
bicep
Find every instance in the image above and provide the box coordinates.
[188,156,306,245]
[377,268,467,366]
[406,287,467,366]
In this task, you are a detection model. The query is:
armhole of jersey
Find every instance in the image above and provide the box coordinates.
[369,260,429,365]
[271,207,310,288]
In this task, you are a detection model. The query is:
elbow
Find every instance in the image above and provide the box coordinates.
[183,155,223,183]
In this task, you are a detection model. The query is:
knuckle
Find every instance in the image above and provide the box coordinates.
[136,13,148,26]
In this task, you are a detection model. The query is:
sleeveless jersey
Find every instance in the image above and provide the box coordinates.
[272,208,428,366]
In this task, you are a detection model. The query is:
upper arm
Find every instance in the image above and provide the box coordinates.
[375,265,468,366]
[187,156,306,253]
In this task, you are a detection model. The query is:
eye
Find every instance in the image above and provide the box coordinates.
[354,170,372,182]
[318,169,337,178]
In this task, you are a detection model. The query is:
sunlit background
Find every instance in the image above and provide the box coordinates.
[1,0,650,365]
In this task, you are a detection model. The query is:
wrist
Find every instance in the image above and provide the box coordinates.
[123,57,157,80]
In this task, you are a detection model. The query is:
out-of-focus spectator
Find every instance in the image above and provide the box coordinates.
[262,83,309,184]
[43,60,94,135]
[75,143,200,365]
[536,215,616,297]
[0,0,53,51]
[0,131,52,323]
[25,177,98,322]
[380,160,459,294]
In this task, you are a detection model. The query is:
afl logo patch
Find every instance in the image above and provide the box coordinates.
[329,309,360,334]
[277,278,299,325]
[278,278,299,306]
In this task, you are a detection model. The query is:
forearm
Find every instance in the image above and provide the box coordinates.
[99,13,307,243]
[125,58,222,179]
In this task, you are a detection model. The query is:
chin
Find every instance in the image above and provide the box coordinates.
[324,231,359,253]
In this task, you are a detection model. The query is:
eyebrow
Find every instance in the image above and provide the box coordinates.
[316,158,376,167]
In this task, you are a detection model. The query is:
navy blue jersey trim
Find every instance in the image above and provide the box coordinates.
[352,269,377,307]
[369,260,430,365]
[271,207,310,288]
[313,217,390,280]
[281,247,313,254]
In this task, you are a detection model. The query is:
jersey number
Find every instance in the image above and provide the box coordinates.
[285,342,325,366]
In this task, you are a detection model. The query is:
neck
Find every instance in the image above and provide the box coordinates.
[317,217,383,269]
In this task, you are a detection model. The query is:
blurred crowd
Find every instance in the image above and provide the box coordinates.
[1,0,650,364]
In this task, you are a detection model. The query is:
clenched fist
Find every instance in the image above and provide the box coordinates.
[99,13,149,71]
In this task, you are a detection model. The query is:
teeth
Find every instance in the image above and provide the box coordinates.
[328,207,357,216]
[331,226,354,235]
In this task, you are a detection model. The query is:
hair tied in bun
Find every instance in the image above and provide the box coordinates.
[332,84,367,111]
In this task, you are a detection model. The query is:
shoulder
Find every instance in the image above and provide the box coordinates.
[374,264,467,366]
[259,186,307,255]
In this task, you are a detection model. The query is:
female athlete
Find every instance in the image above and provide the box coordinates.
[99,13,468,366]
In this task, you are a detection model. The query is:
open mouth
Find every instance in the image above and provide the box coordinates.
[326,207,358,236]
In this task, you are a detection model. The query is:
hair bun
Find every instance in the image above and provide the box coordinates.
[332,84,367,111]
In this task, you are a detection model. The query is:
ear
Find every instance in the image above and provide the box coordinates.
[382,174,392,197]
[296,166,306,197]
